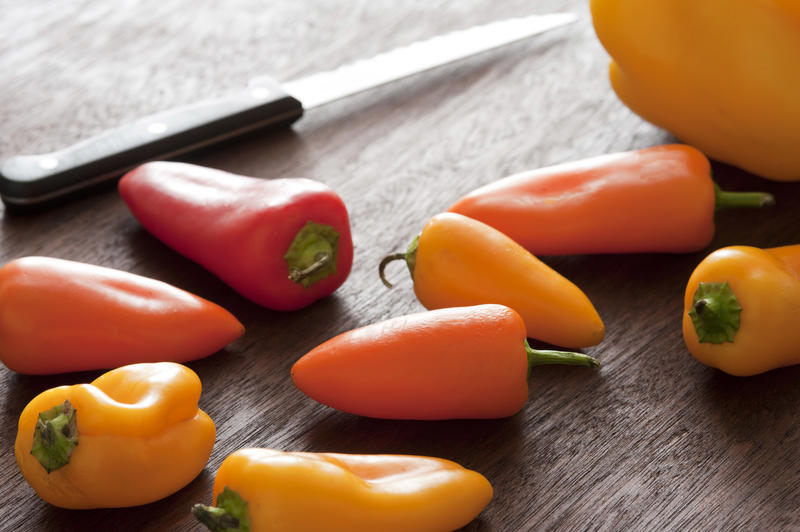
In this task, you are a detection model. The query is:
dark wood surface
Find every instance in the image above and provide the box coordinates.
[2,1,799,530]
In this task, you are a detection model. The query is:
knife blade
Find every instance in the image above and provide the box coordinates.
[0,12,575,211]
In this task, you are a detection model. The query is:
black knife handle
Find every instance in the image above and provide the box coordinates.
[0,76,303,211]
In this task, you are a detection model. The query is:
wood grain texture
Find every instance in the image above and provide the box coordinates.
[2,1,799,530]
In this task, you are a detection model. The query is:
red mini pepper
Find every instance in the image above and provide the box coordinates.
[119,162,353,311]
[0,257,244,374]
[448,144,774,255]
[291,304,599,420]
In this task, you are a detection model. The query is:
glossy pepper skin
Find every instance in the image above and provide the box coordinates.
[119,161,353,311]
[380,212,604,348]
[682,245,800,376]
[448,145,774,255]
[591,0,800,181]
[14,362,215,508]
[192,447,493,532]
[0,256,244,374]
[291,304,599,420]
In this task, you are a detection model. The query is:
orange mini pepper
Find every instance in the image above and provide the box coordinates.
[292,304,599,420]
[447,145,773,255]
[192,447,493,532]
[683,245,800,376]
[14,362,215,508]
[0,256,244,374]
[380,212,604,348]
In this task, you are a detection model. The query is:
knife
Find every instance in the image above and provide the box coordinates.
[0,12,575,211]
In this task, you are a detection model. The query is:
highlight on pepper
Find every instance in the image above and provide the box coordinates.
[682,244,800,376]
[191,447,494,532]
[291,304,600,420]
[379,212,605,348]
[0,256,244,375]
[14,362,216,509]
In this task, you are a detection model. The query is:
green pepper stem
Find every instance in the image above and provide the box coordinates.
[688,281,742,343]
[525,340,600,379]
[378,253,407,288]
[714,183,774,211]
[30,399,79,473]
[288,253,331,283]
[284,221,340,288]
[191,504,242,532]
[192,487,251,532]
[378,235,419,288]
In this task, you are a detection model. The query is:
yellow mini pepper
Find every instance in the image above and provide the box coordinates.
[683,245,800,376]
[192,448,493,532]
[591,0,800,181]
[14,362,215,508]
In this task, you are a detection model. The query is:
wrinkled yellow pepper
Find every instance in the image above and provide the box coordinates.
[14,362,215,508]
[192,448,493,532]
[683,245,800,376]
[591,0,800,181]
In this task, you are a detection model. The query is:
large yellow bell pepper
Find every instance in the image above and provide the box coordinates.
[591,0,800,181]
[192,448,493,532]
[14,362,215,508]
